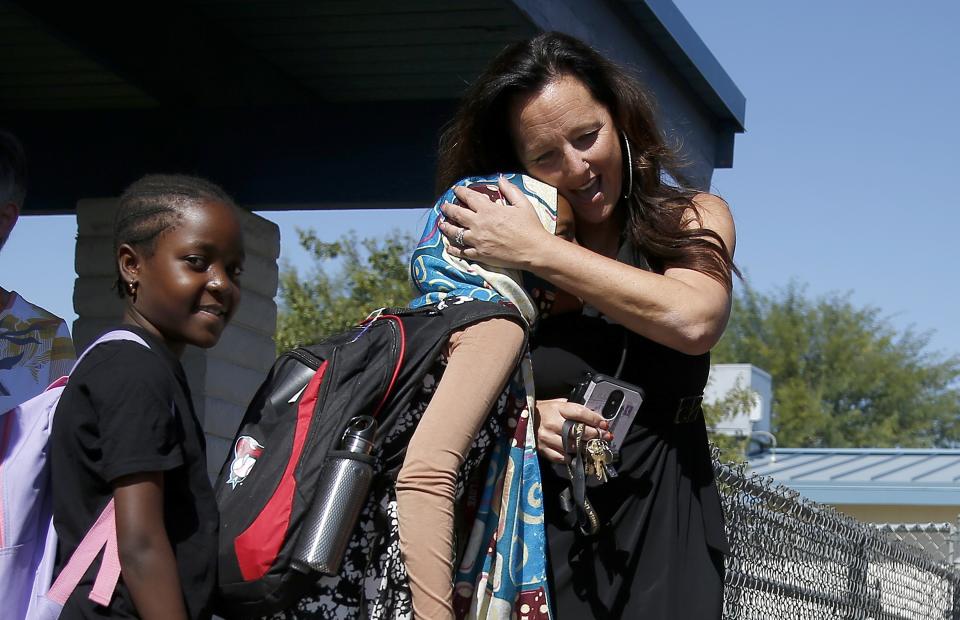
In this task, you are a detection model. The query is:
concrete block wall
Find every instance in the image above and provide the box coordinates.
[73,198,280,478]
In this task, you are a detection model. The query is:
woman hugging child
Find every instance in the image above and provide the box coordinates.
[50,174,244,619]
[276,173,580,620]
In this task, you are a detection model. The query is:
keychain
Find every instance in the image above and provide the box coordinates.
[585,437,614,483]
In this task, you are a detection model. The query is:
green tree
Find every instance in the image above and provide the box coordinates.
[275,229,417,351]
[712,282,960,448]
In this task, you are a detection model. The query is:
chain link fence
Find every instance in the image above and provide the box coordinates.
[877,523,958,566]
[715,455,960,619]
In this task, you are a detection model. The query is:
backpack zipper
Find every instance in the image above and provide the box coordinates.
[301,318,401,456]
[287,347,323,370]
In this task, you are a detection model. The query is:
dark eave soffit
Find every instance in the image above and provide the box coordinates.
[6,0,314,108]
[626,0,746,132]
[3,0,745,212]
[3,0,538,107]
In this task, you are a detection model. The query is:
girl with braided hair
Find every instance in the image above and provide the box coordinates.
[50,174,245,619]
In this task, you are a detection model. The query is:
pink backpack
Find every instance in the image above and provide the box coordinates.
[0,330,148,619]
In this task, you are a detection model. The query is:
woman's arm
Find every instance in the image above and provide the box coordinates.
[113,472,188,620]
[441,179,736,355]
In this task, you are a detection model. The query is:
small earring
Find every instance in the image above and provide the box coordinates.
[126,280,138,303]
[621,130,634,200]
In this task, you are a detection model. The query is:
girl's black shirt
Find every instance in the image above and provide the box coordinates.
[50,325,218,619]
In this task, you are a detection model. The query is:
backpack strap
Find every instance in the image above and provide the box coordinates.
[46,499,120,607]
[46,329,150,607]
[71,330,149,374]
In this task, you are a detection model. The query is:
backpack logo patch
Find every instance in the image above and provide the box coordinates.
[228,436,264,489]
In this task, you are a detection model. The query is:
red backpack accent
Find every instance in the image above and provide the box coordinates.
[234,361,327,581]
[214,301,525,618]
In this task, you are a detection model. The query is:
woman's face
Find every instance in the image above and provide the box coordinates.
[510,74,623,228]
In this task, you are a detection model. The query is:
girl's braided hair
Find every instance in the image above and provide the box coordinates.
[113,173,237,297]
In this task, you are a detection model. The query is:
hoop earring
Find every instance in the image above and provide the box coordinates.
[621,130,634,200]
[126,280,138,303]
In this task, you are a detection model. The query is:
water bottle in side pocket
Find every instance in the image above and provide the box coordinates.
[291,415,377,574]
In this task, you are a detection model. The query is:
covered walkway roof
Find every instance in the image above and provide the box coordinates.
[2,0,744,213]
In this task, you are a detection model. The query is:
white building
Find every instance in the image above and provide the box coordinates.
[704,363,773,439]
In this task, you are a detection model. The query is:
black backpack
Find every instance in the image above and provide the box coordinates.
[213,300,524,618]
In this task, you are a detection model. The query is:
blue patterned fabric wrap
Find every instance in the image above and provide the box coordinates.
[409,175,554,619]
[410,173,559,327]
[451,358,550,620]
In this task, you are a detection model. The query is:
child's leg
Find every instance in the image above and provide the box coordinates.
[396,317,525,620]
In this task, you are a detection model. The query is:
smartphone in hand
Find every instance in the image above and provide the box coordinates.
[569,374,645,453]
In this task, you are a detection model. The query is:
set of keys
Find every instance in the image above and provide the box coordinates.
[584,437,615,483]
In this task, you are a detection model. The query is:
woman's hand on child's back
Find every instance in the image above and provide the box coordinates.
[535,398,612,463]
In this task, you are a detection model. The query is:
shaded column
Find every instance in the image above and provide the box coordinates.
[73,198,280,478]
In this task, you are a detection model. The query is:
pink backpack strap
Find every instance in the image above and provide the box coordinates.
[89,502,121,607]
[44,330,149,608]
[46,499,121,607]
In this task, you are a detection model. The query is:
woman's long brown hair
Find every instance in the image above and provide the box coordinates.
[436,32,739,288]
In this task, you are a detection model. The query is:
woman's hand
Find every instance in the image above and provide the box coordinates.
[535,398,613,463]
[439,177,557,270]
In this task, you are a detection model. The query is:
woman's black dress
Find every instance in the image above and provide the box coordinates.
[531,247,728,619]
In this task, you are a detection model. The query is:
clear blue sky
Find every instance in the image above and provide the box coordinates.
[3,1,958,358]
[672,0,960,359]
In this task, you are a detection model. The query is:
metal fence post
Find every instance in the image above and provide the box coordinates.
[954,517,960,620]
